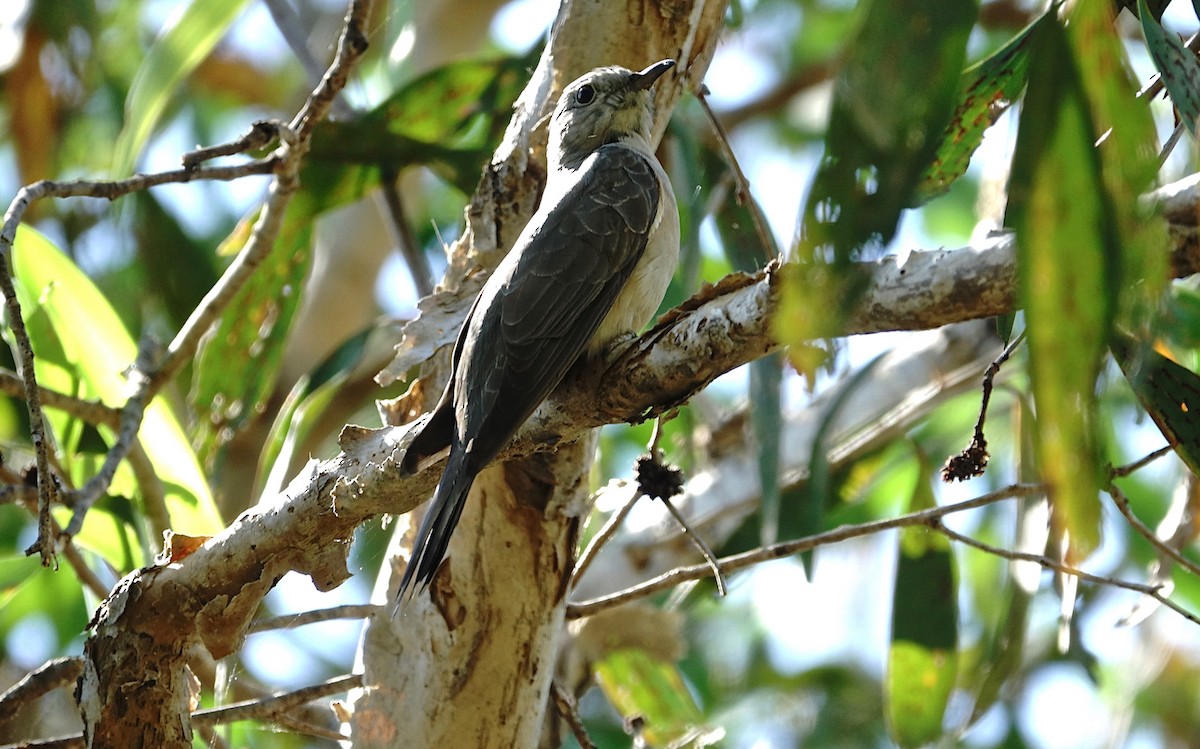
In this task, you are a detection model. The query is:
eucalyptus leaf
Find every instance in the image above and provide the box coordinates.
[1005,17,1112,558]
[112,0,254,175]
[1139,0,1200,135]
[12,227,223,560]
[886,453,957,748]
[915,11,1050,203]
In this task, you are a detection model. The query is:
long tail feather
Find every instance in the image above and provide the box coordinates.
[396,454,475,607]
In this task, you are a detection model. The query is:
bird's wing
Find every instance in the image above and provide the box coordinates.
[454,144,661,468]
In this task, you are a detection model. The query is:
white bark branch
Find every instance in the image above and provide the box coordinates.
[76,169,1200,745]
[66,0,1200,733]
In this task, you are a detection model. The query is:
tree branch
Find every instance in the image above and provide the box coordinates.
[0,368,121,428]
[1108,481,1200,581]
[74,165,1200,744]
[566,483,1044,617]
[74,3,377,747]
[38,0,1200,737]
[0,656,84,731]
[191,674,361,734]
[932,521,1200,628]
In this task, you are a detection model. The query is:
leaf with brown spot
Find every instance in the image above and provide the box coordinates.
[914,10,1052,203]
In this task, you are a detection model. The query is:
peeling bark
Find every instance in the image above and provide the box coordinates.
[353,0,731,745]
[66,0,1200,735]
[72,197,1200,745]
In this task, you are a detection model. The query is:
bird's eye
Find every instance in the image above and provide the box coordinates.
[573,85,595,105]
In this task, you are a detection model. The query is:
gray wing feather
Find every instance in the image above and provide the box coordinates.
[454,144,660,469]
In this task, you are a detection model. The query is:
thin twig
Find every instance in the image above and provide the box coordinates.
[1108,482,1200,580]
[151,0,372,394]
[62,339,156,536]
[571,487,640,585]
[17,0,374,548]
[2,450,109,595]
[182,120,284,169]
[247,603,381,634]
[287,2,371,145]
[11,486,111,598]
[187,649,341,740]
[0,159,275,562]
[567,483,1044,617]
[5,161,276,209]
[0,369,121,427]
[0,674,359,747]
[1111,444,1173,478]
[551,681,597,749]
[943,330,1024,481]
[1158,121,1186,168]
[1,234,56,564]
[149,176,296,394]
[0,656,84,729]
[380,167,435,297]
[659,496,726,596]
[933,520,1200,628]
[695,85,780,262]
[191,674,361,731]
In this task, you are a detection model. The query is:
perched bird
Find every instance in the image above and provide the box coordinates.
[397,59,680,602]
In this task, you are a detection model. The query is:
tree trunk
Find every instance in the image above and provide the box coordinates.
[348,0,728,745]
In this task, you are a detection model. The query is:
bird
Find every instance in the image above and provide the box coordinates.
[396,59,680,604]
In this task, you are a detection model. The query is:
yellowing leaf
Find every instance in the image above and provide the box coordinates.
[12,227,222,554]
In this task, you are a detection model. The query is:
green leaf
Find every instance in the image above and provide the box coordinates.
[15,290,84,460]
[367,53,536,147]
[968,515,1040,721]
[1113,336,1200,477]
[1005,17,1112,559]
[784,0,977,361]
[1139,0,1200,134]
[749,355,784,545]
[0,554,88,649]
[793,354,888,568]
[191,56,536,462]
[0,553,42,592]
[886,458,957,748]
[308,53,535,194]
[4,296,143,566]
[1118,0,1172,21]
[702,147,783,545]
[915,11,1050,203]
[112,0,254,175]
[12,227,223,556]
[190,203,314,469]
[595,649,713,747]
[0,553,88,647]
[1074,0,1167,330]
[800,0,977,260]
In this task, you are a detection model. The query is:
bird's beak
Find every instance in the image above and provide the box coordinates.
[629,59,676,91]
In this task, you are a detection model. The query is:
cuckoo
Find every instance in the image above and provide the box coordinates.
[398,59,680,603]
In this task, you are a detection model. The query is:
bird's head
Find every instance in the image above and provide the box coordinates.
[548,59,675,170]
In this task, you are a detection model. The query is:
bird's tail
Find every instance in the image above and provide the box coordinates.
[396,453,475,607]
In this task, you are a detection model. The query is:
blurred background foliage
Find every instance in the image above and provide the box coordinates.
[1,0,1200,747]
